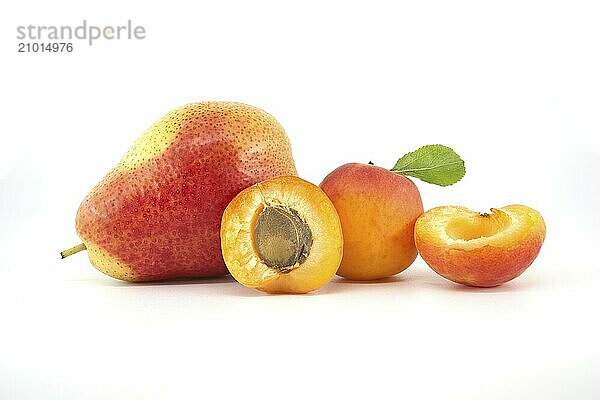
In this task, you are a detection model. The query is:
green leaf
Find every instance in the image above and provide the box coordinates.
[391,144,465,186]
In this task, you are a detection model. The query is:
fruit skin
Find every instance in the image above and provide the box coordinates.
[319,163,424,280]
[221,176,343,294]
[76,102,297,282]
[414,205,546,287]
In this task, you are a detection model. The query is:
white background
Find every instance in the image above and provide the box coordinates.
[1,1,599,399]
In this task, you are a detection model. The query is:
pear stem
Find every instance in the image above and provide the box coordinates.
[60,243,87,259]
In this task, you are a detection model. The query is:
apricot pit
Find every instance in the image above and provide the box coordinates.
[253,205,313,272]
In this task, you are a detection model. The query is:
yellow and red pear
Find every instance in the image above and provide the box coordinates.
[63,102,297,281]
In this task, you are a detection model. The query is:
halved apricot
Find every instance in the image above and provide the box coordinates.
[415,205,546,287]
[220,176,343,294]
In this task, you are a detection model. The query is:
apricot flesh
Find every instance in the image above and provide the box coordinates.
[414,205,546,287]
[320,163,424,280]
[221,176,343,294]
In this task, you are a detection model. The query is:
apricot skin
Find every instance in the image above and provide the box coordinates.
[415,205,546,287]
[320,163,424,280]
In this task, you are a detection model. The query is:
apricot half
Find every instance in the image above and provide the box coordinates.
[220,176,343,294]
[414,205,546,287]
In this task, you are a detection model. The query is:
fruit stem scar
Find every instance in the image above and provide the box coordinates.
[253,205,313,273]
[60,243,87,259]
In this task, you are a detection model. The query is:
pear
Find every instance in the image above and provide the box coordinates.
[61,102,297,281]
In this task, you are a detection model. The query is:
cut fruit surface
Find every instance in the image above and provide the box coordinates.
[415,205,546,287]
[221,176,343,294]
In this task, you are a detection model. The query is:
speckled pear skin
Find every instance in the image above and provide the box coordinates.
[75,102,297,281]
